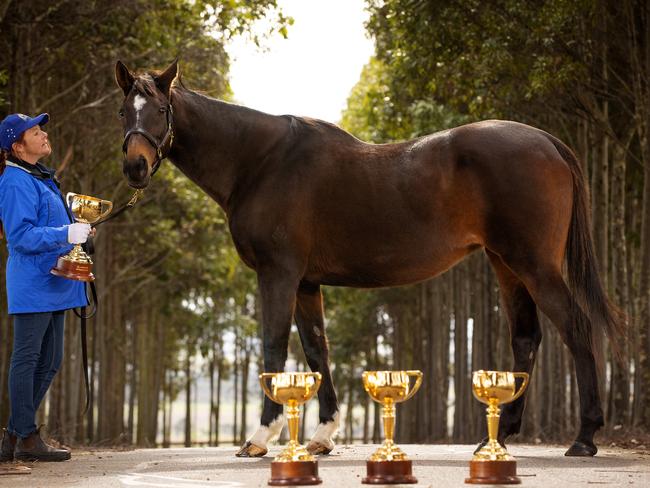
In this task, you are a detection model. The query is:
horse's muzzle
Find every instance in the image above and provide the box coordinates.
[123,156,150,189]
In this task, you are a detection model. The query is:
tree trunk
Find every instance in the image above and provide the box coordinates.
[239,339,250,443]
[216,358,223,446]
[127,316,137,444]
[233,332,239,445]
[209,347,215,445]
[96,230,126,444]
[184,349,192,447]
[608,140,630,427]
[628,0,650,430]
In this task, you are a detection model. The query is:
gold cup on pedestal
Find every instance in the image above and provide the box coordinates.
[466,370,530,485]
[51,193,112,282]
[259,372,322,486]
[361,370,423,485]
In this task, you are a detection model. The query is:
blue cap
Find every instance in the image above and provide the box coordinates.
[0,113,49,151]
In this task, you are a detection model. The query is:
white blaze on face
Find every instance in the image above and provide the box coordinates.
[133,94,147,124]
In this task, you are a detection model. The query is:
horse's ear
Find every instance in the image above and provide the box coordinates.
[115,60,135,96]
[155,59,179,99]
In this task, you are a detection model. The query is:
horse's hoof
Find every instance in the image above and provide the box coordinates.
[565,441,597,457]
[235,441,268,457]
[306,441,333,455]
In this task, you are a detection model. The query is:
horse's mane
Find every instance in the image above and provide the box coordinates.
[145,73,362,145]
[284,115,363,144]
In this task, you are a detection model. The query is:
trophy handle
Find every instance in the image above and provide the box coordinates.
[310,372,323,395]
[509,372,530,403]
[66,192,77,209]
[259,373,277,402]
[403,370,423,401]
[99,200,113,222]
[361,371,370,390]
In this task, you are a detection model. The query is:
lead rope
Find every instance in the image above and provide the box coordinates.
[75,189,145,414]
[93,188,145,228]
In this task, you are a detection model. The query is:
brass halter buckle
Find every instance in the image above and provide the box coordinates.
[127,188,144,207]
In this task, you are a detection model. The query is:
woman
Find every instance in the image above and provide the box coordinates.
[0,113,91,463]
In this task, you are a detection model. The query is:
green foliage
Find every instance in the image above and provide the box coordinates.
[341,57,412,142]
[339,0,650,437]
[0,0,289,411]
[359,0,603,131]
[201,0,294,43]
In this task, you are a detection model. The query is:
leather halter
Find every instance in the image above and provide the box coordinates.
[121,103,174,176]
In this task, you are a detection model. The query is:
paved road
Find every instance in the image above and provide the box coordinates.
[0,444,648,487]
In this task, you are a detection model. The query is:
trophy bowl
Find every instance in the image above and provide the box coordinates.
[259,372,322,486]
[261,372,321,407]
[466,370,529,485]
[51,193,112,282]
[361,370,423,485]
[472,370,529,406]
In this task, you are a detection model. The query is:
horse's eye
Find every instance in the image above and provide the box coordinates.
[118,109,125,118]
[159,107,167,113]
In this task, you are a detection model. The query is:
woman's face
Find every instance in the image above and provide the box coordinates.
[13,125,51,162]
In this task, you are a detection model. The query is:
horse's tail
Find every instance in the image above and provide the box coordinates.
[546,133,626,357]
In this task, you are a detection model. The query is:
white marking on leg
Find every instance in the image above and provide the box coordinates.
[247,414,284,449]
[133,94,146,124]
[309,411,340,450]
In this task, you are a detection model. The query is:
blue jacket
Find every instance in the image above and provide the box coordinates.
[0,158,87,314]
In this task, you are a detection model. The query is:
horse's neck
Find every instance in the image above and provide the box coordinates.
[169,88,289,212]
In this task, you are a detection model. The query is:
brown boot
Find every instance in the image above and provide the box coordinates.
[14,428,70,462]
[0,429,16,462]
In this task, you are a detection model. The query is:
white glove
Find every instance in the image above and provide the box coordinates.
[68,223,92,244]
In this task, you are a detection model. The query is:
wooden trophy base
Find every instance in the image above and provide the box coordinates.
[465,459,521,484]
[268,460,322,486]
[362,460,418,485]
[51,256,95,282]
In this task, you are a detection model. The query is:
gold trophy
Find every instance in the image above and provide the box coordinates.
[361,370,423,484]
[259,372,322,486]
[466,370,530,485]
[51,193,113,282]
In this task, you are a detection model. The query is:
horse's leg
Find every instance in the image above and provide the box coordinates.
[474,250,542,453]
[294,282,339,455]
[508,262,603,456]
[236,268,300,458]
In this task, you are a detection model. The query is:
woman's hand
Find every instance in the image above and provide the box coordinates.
[68,223,91,244]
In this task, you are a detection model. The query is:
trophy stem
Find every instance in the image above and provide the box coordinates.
[382,399,396,445]
[287,400,300,445]
[71,243,84,256]
[486,399,500,445]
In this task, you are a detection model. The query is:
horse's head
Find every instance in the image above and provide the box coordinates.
[115,60,178,189]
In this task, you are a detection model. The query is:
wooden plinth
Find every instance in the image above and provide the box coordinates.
[51,256,95,282]
[268,460,321,486]
[362,460,417,485]
[465,459,521,484]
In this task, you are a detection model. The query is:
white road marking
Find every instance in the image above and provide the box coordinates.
[119,472,243,487]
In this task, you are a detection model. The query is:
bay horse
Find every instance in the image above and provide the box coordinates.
[115,60,624,457]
